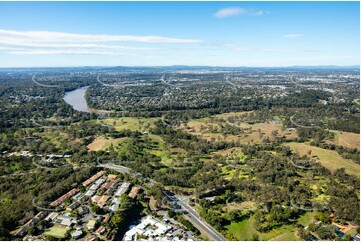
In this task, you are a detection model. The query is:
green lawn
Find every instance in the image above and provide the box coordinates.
[43,225,69,238]
[297,212,316,227]
[346,228,358,237]
[226,216,300,241]
[270,231,299,241]
[227,216,257,240]
[261,225,298,241]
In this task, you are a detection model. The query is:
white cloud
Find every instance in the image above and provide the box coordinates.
[0,29,202,44]
[0,29,201,55]
[214,7,269,18]
[283,34,304,38]
[8,50,115,55]
[214,7,246,18]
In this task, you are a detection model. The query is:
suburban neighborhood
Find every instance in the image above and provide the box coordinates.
[14,169,199,241]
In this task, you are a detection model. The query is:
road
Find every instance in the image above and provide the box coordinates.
[100,162,226,241]
[163,191,227,241]
[97,163,131,174]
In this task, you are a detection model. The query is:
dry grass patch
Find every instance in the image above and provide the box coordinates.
[286,142,359,177]
[224,201,257,212]
[87,137,108,151]
[326,130,360,150]
[87,137,128,151]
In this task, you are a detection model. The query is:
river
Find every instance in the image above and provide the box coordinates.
[63,86,92,113]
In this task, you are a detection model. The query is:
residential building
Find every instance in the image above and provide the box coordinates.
[82,171,105,186]
[71,229,83,239]
[128,186,141,199]
[95,225,106,235]
[87,220,97,230]
[114,182,130,197]
[67,200,81,210]
[50,188,79,207]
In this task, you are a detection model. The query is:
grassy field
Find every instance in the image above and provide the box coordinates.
[227,216,257,240]
[43,225,69,238]
[87,136,129,151]
[180,111,297,144]
[326,130,360,150]
[223,201,257,212]
[297,212,316,227]
[269,231,299,241]
[286,142,360,177]
[99,117,158,132]
[346,228,358,237]
[226,216,300,241]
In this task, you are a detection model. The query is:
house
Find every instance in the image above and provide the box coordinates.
[332,222,352,234]
[95,225,106,235]
[87,220,97,230]
[95,178,106,187]
[107,174,117,180]
[97,195,110,208]
[91,195,101,204]
[55,216,77,227]
[90,183,99,191]
[85,189,96,197]
[77,206,89,216]
[109,203,119,213]
[101,182,111,190]
[45,212,58,221]
[67,200,81,210]
[115,182,131,197]
[103,215,111,223]
[204,196,216,202]
[82,171,105,186]
[112,196,120,205]
[71,229,83,239]
[84,235,97,241]
[50,188,79,207]
[128,186,141,199]
[72,193,82,200]
[123,216,172,241]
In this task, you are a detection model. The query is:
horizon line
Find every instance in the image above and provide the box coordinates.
[0,64,359,69]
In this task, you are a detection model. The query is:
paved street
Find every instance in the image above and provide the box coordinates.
[163,192,227,241]
[97,163,131,174]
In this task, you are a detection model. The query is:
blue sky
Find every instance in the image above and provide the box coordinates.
[0,1,359,67]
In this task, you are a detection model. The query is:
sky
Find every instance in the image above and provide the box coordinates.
[0,1,359,67]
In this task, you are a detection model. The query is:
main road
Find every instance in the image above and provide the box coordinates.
[163,191,227,241]
[99,162,226,241]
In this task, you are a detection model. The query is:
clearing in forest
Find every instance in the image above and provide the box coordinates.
[326,130,360,150]
[87,136,128,151]
[286,142,359,177]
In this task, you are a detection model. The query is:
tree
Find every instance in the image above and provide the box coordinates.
[110,212,125,228]
[91,205,102,214]
[167,210,176,218]
[120,194,132,209]
[316,226,335,240]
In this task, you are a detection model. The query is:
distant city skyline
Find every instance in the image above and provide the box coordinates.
[0,1,359,67]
